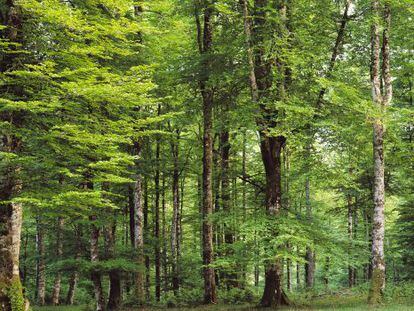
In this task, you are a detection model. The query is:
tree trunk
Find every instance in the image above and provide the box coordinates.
[36,219,46,306]
[133,142,145,304]
[242,0,289,306]
[196,0,217,304]
[143,177,150,301]
[154,112,161,302]
[348,195,354,288]
[129,185,135,247]
[368,0,392,304]
[305,176,315,289]
[259,136,289,307]
[90,216,105,311]
[161,175,168,294]
[105,224,121,311]
[284,149,291,292]
[0,2,26,310]
[52,217,64,305]
[221,122,236,288]
[0,202,24,311]
[171,131,180,294]
[296,248,301,289]
[66,226,82,305]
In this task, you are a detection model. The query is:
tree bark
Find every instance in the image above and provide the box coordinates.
[90,215,105,311]
[52,217,64,305]
[348,195,354,288]
[36,219,46,306]
[105,223,121,311]
[305,175,315,289]
[368,0,392,304]
[196,0,217,304]
[244,0,290,306]
[220,117,237,288]
[284,149,291,292]
[143,177,150,301]
[66,226,82,305]
[133,142,145,304]
[154,108,161,302]
[171,131,180,294]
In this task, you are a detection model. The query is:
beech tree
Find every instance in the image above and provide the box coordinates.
[0,0,412,310]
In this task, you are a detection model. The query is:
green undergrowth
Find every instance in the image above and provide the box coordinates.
[32,283,414,311]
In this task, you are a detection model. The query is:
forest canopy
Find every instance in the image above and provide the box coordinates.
[0,0,413,310]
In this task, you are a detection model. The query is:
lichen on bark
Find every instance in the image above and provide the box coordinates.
[368,268,385,304]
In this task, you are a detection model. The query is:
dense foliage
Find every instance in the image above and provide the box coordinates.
[0,0,412,310]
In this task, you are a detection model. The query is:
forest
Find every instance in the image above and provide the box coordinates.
[0,0,413,310]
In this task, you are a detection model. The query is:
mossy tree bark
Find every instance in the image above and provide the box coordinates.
[368,0,392,304]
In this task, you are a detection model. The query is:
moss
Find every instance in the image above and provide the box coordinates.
[368,268,385,305]
[6,277,25,311]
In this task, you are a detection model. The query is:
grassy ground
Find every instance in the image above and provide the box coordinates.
[32,294,414,311]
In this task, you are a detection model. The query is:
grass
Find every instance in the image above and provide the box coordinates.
[32,294,414,311]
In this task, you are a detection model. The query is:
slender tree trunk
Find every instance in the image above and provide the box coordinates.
[161,176,167,294]
[143,177,150,301]
[90,216,105,311]
[196,1,217,304]
[52,217,64,305]
[221,119,236,288]
[36,219,46,306]
[22,230,29,287]
[305,175,315,289]
[171,131,180,294]
[348,195,354,288]
[66,226,82,305]
[296,247,301,289]
[133,142,145,304]
[368,0,392,304]
[154,110,161,302]
[129,185,135,246]
[105,223,121,311]
[284,149,292,292]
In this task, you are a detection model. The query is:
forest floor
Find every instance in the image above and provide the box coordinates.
[33,293,414,311]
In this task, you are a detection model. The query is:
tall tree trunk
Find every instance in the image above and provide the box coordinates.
[52,217,64,305]
[161,175,168,293]
[66,226,82,305]
[368,0,392,304]
[196,0,217,304]
[129,185,135,246]
[143,177,150,301]
[22,230,29,287]
[284,149,292,292]
[0,2,26,310]
[259,136,289,307]
[305,175,315,289]
[171,131,180,294]
[36,219,46,306]
[133,142,145,304]
[348,195,354,288]
[105,223,121,311]
[154,109,161,302]
[221,119,236,288]
[90,216,105,311]
[245,0,289,306]
[296,247,301,289]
